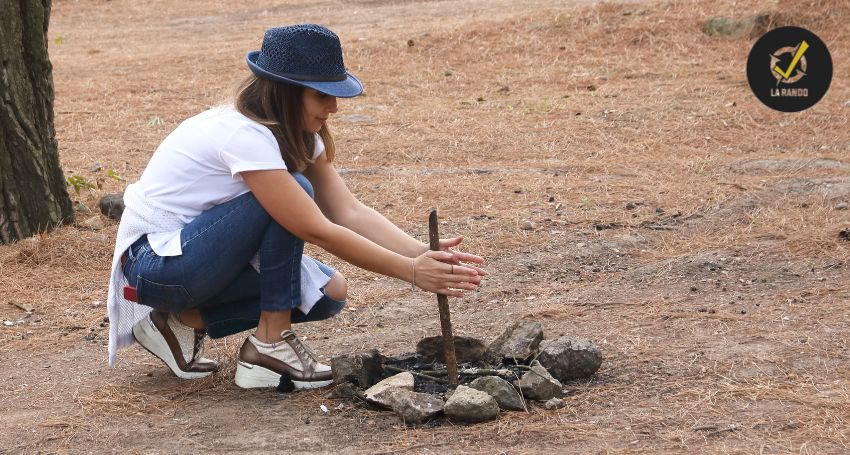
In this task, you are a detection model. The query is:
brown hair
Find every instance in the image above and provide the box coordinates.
[233,74,335,172]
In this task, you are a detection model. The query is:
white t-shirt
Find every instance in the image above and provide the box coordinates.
[124,105,324,256]
[106,105,331,366]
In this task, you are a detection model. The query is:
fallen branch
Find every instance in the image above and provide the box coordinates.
[385,365,522,381]
[384,365,449,384]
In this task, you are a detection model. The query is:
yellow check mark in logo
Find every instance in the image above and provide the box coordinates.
[773,40,809,80]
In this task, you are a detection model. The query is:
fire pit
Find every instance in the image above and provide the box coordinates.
[313,212,602,425]
[319,321,603,425]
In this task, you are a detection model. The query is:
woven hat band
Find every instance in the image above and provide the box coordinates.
[273,72,347,82]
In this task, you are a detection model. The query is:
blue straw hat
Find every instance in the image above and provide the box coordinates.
[246,24,363,98]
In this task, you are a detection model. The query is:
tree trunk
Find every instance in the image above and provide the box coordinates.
[0,0,73,244]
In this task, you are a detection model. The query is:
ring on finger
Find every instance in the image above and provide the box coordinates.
[450,264,454,274]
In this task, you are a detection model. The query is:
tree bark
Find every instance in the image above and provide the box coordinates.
[0,0,73,244]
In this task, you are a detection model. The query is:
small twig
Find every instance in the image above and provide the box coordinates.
[717,181,748,191]
[706,425,737,436]
[694,423,738,436]
[645,225,678,231]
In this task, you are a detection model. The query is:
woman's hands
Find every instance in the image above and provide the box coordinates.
[413,236,487,297]
[413,251,482,297]
[436,235,487,276]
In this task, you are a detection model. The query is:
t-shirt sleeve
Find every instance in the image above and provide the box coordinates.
[219,123,287,177]
[311,133,326,161]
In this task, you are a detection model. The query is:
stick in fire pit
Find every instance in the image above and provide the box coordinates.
[428,210,459,384]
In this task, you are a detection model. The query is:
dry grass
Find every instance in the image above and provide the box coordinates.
[1,0,849,453]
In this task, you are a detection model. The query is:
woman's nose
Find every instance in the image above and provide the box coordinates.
[328,97,338,114]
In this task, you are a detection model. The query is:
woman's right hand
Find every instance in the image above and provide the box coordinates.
[413,250,482,297]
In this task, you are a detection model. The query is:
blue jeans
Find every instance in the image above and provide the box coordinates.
[121,172,346,339]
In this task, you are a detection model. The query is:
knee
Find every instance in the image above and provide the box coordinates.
[234,192,272,224]
[323,272,347,302]
[290,172,315,199]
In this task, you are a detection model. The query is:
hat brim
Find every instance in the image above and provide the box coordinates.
[246,51,363,98]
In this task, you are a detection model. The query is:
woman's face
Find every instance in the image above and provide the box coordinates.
[302,88,338,133]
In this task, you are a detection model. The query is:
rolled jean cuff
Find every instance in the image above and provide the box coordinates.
[202,294,347,339]
[293,295,346,324]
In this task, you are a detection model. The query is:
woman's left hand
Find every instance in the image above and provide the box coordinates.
[436,236,488,276]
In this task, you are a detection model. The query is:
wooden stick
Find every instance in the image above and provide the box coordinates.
[428,210,459,385]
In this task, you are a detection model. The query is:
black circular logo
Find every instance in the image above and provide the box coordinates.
[746,26,832,112]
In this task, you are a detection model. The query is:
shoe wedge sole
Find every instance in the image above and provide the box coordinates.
[235,361,332,390]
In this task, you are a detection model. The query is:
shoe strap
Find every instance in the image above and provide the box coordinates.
[192,329,207,363]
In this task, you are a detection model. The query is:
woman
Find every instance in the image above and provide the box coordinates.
[106,24,486,390]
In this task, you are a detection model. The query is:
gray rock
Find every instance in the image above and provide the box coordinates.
[485,321,544,363]
[381,389,444,425]
[469,376,525,411]
[80,216,104,231]
[331,349,383,388]
[835,201,848,210]
[516,361,563,401]
[543,397,565,410]
[99,192,125,220]
[702,14,770,38]
[363,372,415,407]
[416,335,486,363]
[537,337,602,381]
[444,385,500,423]
[74,201,91,214]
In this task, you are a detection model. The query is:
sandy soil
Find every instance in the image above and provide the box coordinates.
[1,0,849,453]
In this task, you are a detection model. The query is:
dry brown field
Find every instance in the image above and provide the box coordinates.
[1,0,849,453]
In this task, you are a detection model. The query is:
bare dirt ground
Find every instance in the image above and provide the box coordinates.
[2,0,849,453]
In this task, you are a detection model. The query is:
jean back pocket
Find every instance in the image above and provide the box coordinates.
[136,276,192,314]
